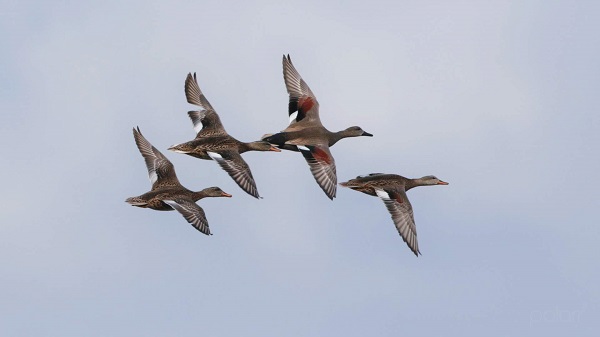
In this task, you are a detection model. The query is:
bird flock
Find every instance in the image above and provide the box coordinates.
[126,55,448,256]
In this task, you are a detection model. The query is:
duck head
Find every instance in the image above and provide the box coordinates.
[201,187,233,198]
[420,175,449,186]
[344,126,373,137]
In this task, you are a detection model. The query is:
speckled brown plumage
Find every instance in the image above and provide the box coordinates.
[126,127,232,235]
[169,73,280,199]
[340,173,448,256]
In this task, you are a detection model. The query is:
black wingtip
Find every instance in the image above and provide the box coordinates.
[186,72,197,83]
[246,190,261,199]
[325,190,336,200]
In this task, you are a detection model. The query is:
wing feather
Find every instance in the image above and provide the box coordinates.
[298,145,337,199]
[163,199,211,235]
[184,73,227,136]
[282,55,320,124]
[376,188,420,256]
[133,127,181,190]
[208,151,260,199]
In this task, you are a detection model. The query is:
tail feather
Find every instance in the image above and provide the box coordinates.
[262,133,288,147]
[339,180,364,191]
[126,196,147,206]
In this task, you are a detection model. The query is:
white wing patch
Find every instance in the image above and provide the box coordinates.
[163,200,178,210]
[149,171,158,184]
[297,145,310,151]
[188,110,208,134]
[288,111,298,125]
[193,122,203,134]
[207,151,223,160]
[375,189,390,199]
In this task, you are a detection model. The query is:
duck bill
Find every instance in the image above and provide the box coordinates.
[437,181,449,185]
[221,192,233,197]
[269,146,281,152]
[362,131,373,137]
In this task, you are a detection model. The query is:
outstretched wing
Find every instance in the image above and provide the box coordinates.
[185,73,227,137]
[187,110,226,137]
[375,188,420,256]
[298,145,337,200]
[133,127,181,190]
[185,72,215,110]
[282,55,321,125]
[207,150,260,199]
[163,199,211,235]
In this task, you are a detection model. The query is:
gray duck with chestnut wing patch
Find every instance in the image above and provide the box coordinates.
[262,55,372,200]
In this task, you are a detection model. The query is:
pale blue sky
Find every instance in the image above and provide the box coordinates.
[1,1,599,336]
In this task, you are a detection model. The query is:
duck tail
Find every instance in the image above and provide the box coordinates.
[262,132,288,147]
[339,179,362,189]
[125,196,147,207]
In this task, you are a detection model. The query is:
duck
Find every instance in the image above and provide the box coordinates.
[126,127,232,235]
[169,73,281,199]
[262,55,372,200]
[340,173,448,256]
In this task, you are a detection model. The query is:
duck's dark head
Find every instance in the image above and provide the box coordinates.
[201,187,233,198]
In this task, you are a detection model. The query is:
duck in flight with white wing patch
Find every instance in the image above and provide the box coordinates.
[262,55,373,200]
[126,127,232,235]
[340,173,448,256]
[169,73,281,199]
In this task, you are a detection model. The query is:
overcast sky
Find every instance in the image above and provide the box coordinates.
[1,0,599,336]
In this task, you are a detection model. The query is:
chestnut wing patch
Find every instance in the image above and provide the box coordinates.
[289,96,315,123]
[298,145,337,199]
[310,145,332,164]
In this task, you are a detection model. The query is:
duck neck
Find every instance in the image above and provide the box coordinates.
[405,178,426,191]
[329,130,350,146]
[192,191,207,201]
[239,141,271,153]
[244,141,265,151]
